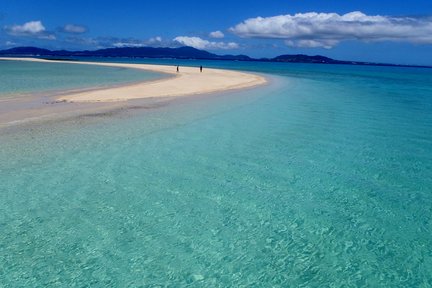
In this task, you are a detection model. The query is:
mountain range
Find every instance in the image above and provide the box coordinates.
[0,46,429,68]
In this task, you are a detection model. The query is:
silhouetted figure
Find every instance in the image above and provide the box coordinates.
[176,65,179,73]
[200,65,203,72]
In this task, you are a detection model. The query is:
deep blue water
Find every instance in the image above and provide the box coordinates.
[0,59,431,286]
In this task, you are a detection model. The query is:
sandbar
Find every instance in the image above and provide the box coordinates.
[1,57,267,102]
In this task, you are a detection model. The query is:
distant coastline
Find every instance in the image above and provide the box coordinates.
[1,46,431,69]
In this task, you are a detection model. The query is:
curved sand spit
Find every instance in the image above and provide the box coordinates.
[1,57,267,102]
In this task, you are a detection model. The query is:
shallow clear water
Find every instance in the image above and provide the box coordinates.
[0,60,162,97]
[0,60,431,286]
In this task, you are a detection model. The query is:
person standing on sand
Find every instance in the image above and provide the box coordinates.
[200,65,203,72]
[176,65,179,73]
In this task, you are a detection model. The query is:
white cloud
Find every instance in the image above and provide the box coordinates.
[63,24,87,34]
[5,41,16,46]
[285,39,339,49]
[112,42,147,48]
[5,20,56,40]
[209,30,224,38]
[174,36,239,50]
[111,36,164,48]
[148,36,162,44]
[230,11,432,48]
[9,20,45,34]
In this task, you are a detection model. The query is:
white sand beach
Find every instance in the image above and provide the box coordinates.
[1,58,267,102]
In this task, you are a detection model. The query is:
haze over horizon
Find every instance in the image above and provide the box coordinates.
[1,0,432,65]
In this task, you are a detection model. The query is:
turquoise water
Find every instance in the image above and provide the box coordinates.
[0,60,432,286]
[0,60,162,97]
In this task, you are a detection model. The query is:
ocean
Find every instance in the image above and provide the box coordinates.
[0,59,161,97]
[0,58,431,286]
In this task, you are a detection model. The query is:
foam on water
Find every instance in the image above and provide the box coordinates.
[0,61,431,286]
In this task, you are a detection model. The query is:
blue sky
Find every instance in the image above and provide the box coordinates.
[1,0,432,65]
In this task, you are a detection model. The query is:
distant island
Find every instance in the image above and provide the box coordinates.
[1,46,430,68]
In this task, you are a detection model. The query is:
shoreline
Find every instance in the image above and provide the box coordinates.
[0,57,267,102]
[0,57,268,129]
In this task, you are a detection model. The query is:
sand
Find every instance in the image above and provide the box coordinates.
[0,57,267,102]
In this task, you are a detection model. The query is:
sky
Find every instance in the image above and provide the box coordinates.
[1,0,432,65]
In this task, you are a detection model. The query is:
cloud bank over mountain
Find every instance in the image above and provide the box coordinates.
[174,36,239,50]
